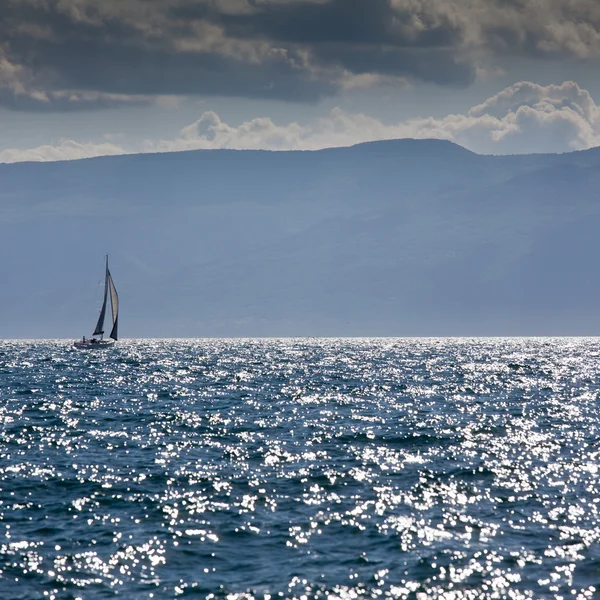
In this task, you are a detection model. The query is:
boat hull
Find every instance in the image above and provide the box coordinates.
[73,339,115,350]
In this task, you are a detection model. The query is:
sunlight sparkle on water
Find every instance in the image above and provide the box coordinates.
[1,338,600,598]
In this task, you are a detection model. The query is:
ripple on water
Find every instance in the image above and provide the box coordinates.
[0,338,600,599]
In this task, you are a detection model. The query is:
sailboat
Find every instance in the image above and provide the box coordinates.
[74,256,119,349]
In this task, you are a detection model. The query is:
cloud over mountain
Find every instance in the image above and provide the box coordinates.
[2,1,600,109]
[2,80,600,161]
[0,139,128,163]
[136,81,600,156]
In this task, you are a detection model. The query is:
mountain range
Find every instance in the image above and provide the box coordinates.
[2,139,600,338]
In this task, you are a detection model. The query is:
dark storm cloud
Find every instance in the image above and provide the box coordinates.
[1,0,600,111]
[205,0,475,86]
[0,0,336,109]
[209,0,458,47]
[7,36,331,103]
[176,0,396,45]
[308,44,473,87]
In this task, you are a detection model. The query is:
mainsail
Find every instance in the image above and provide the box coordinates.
[91,256,119,340]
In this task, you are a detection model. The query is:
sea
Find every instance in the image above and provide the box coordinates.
[1,338,600,600]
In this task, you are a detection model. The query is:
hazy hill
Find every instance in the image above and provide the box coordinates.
[2,139,600,338]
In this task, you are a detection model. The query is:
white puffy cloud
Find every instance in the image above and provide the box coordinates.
[145,81,600,155]
[457,81,600,153]
[3,80,600,162]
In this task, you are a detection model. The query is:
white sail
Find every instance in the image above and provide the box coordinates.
[108,269,119,341]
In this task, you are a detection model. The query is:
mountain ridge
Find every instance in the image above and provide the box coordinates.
[1,138,599,338]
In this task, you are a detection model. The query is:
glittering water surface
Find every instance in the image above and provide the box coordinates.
[2,338,600,599]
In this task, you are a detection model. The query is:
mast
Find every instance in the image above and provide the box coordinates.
[92,256,109,338]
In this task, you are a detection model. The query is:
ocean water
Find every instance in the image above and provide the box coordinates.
[1,338,600,600]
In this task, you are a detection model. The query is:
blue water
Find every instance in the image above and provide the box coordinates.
[1,338,600,599]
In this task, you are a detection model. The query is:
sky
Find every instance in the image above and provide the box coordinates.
[3,0,600,162]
